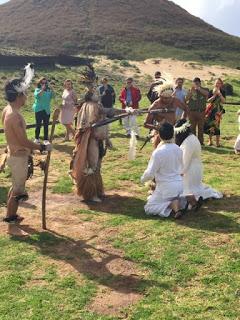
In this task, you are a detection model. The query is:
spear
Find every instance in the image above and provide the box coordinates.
[91,108,175,128]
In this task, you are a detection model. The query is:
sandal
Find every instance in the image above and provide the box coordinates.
[192,197,204,212]
[174,209,184,219]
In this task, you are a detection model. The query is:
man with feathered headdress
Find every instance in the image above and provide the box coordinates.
[144,81,188,148]
[1,65,52,235]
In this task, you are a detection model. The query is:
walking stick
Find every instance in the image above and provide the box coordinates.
[41,108,60,230]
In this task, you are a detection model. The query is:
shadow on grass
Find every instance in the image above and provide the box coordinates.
[176,197,240,234]
[203,145,234,155]
[13,226,165,295]
[110,132,146,142]
[87,194,240,233]
[87,193,147,219]
[53,143,74,156]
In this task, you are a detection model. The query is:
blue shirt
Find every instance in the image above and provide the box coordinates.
[126,88,132,105]
[174,88,186,118]
[32,88,54,114]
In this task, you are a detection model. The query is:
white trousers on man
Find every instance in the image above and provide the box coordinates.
[123,115,139,135]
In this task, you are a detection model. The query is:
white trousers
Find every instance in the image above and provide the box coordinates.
[122,115,139,135]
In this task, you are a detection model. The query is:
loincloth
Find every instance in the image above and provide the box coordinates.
[7,155,28,194]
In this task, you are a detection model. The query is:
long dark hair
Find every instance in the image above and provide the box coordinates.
[175,119,192,146]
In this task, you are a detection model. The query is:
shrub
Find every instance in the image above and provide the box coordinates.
[120,60,131,67]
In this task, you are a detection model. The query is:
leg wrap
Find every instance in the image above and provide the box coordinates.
[14,193,29,203]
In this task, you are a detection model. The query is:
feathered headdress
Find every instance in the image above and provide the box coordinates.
[174,121,191,134]
[153,72,174,98]
[14,63,35,93]
[154,82,174,98]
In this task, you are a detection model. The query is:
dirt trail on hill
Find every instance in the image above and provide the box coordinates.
[97,56,240,81]
[0,190,146,318]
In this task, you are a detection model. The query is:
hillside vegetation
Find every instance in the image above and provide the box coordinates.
[0,0,240,67]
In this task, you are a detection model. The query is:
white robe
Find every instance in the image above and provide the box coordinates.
[234,134,240,154]
[181,134,223,200]
[141,143,184,217]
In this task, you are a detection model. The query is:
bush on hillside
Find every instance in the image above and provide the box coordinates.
[120,60,131,67]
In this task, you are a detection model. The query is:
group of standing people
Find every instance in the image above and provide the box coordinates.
[32,76,142,144]
[146,72,227,147]
[33,78,77,143]
[1,64,237,236]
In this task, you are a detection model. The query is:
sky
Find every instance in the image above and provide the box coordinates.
[0,0,239,37]
[172,0,240,37]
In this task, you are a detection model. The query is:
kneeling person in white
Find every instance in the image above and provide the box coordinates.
[141,122,184,219]
[234,110,240,155]
[175,119,223,206]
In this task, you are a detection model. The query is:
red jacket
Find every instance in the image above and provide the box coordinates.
[119,86,141,109]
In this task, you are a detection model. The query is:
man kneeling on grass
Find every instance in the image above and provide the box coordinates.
[2,79,51,236]
[141,122,186,219]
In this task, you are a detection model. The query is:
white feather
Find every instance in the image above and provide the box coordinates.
[128,131,137,161]
[14,63,35,93]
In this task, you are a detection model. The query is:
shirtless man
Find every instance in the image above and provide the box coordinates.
[2,79,51,236]
[144,83,188,148]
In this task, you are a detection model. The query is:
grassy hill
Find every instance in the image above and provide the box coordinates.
[0,0,240,67]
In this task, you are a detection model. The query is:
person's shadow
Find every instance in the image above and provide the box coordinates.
[176,197,240,234]
[13,225,164,295]
[86,193,147,220]
[53,143,74,156]
[203,145,235,155]
[86,194,240,234]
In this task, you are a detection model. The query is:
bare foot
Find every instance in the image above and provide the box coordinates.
[7,224,29,237]
[91,196,102,203]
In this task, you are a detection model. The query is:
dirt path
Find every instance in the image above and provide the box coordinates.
[0,190,146,318]
[97,56,240,81]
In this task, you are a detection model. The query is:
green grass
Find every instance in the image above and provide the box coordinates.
[0,66,240,319]
[52,176,73,194]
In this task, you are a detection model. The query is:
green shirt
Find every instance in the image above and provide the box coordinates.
[32,88,54,114]
[188,88,208,112]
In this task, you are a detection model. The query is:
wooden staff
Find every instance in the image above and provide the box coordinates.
[42,108,60,230]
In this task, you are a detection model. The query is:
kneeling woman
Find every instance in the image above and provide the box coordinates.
[175,119,223,207]
[141,122,185,219]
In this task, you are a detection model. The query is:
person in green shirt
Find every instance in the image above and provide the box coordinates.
[32,77,54,144]
[186,77,209,145]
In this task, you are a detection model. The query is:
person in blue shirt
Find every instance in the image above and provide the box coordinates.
[173,78,187,120]
[32,77,54,144]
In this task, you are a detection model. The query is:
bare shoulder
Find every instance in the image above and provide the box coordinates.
[8,112,24,128]
[149,99,160,110]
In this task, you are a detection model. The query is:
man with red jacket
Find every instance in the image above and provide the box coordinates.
[119,77,141,138]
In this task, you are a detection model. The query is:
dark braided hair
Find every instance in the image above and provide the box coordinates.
[4,79,23,102]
